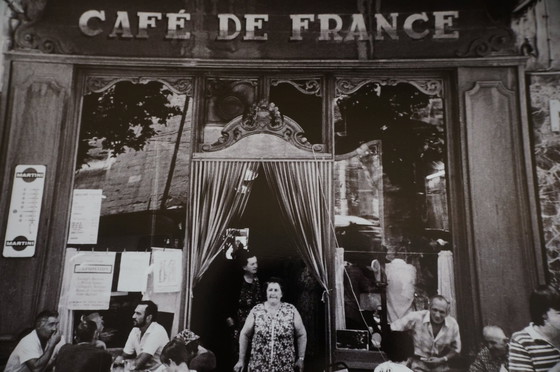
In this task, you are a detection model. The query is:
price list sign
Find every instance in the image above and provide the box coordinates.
[3,165,46,257]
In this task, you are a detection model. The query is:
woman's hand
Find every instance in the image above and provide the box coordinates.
[295,358,304,371]
[233,360,245,372]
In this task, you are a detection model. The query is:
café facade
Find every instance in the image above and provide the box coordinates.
[0,0,554,370]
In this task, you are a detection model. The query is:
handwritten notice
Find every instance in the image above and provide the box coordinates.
[67,252,115,310]
[151,248,182,293]
[68,189,103,245]
[117,252,151,292]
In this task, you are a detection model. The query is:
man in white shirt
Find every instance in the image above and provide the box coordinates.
[4,310,64,372]
[114,300,169,371]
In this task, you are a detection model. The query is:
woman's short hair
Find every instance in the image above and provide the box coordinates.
[161,339,190,366]
[264,277,285,294]
[381,331,414,362]
[530,285,560,326]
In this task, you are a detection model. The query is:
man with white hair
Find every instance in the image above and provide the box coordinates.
[390,295,461,372]
[469,326,508,372]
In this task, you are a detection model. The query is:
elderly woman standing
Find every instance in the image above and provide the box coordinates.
[234,277,307,372]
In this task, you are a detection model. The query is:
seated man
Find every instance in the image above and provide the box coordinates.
[390,295,461,372]
[54,319,112,372]
[469,326,508,372]
[114,300,169,371]
[4,310,64,372]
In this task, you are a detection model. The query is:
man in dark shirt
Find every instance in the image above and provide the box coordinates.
[55,319,112,372]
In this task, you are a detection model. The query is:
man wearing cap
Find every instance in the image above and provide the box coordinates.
[114,300,169,371]
[390,295,461,372]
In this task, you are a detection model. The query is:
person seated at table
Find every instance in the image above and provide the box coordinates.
[113,300,169,371]
[469,325,508,372]
[4,310,64,372]
[160,329,216,372]
[83,311,108,349]
[374,330,414,372]
[55,319,112,372]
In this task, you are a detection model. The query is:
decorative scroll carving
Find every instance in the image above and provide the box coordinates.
[202,100,324,153]
[7,0,74,54]
[456,29,514,57]
[271,79,322,96]
[85,76,193,95]
[336,78,443,97]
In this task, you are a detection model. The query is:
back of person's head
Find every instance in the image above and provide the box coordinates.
[161,339,190,366]
[75,319,97,343]
[530,285,560,326]
[381,331,414,362]
[35,310,59,328]
[138,300,158,322]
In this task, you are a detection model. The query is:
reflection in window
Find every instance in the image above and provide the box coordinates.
[269,79,323,144]
[202,78,257,144]
[69,80,191,347]
[334,80,452,350]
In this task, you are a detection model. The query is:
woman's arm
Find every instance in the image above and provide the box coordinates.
[234,309,255,372]
[293,309,307,372]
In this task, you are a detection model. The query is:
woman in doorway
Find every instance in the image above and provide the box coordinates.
[233,277,307,372]
[226,249,262,340]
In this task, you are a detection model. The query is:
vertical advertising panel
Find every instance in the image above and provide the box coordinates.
[3,165,46,258]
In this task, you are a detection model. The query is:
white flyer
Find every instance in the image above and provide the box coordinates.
[67,252,116,310]
[67,189,103,245]
[117,252,151,292]
[151,248,182,293]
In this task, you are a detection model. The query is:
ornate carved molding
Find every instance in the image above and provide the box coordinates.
[85,76,194,95]
[202,100,324,153]
[271,79,322,97]
[456,28,514,57]
[7,0,74,54]
[335,78,443,97]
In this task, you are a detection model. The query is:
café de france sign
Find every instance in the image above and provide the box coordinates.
[79,10,460,41]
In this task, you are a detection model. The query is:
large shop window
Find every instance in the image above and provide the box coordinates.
[333,79,452,351]
[59,79,192,348]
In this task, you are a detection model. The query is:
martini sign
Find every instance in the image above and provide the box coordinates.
[3,165,46,257]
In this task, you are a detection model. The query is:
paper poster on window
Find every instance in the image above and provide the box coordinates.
[67,252,115,310]
[3,165,46,258]
[67,189,103,245]
[117,252,151,292]
[151,248,182,293]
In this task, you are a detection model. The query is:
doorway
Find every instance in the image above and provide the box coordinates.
[190,166,327,372]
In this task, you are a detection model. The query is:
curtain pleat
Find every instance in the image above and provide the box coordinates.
[186,160,259,318]
[262,161,332,293]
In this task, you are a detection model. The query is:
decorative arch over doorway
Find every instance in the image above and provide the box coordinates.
[184,101,334,332]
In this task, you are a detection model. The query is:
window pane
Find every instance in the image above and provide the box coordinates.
[69,80,192,347]
[334,80,450,349]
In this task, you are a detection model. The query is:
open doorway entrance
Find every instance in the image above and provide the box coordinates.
[190,165,327,372]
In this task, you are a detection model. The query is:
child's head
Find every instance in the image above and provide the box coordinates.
[381,331,414,362]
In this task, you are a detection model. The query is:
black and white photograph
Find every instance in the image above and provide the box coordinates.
[0,0,559,371]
